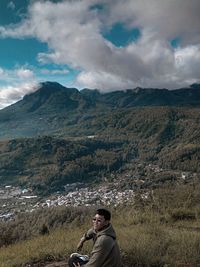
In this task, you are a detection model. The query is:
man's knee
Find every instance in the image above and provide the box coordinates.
[68,253,89,267]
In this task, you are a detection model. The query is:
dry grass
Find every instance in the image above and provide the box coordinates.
[0,226,81,267]
[0,209,199,267]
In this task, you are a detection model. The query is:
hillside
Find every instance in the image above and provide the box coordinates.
[0,82,200,267]
[0,106,199,195]
[0,183,199,267]
[0,82,200,139]
[0,82,199,194]
[0,137,128,194]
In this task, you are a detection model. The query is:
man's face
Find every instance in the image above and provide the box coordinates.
[92,214,109,231]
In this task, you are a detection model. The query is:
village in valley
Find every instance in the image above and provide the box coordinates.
[0,163,197,221]
[0,183,136,221]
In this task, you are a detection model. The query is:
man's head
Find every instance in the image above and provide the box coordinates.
[92,208,111,232]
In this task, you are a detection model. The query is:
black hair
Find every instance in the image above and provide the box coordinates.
[96,208,111,221]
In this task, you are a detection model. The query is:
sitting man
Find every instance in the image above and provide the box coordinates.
[69,208,121,267]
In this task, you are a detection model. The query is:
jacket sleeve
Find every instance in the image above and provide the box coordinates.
[83,235,114,267]
[83,228,95,241]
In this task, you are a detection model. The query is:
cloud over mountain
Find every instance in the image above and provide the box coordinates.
[0,82,39,109]
[0,0,200,92]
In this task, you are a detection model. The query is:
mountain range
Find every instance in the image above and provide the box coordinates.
[0,81,200,140]
[0,82,199,194]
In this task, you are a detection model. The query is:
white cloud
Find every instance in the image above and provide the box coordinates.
[0,68,5,76]
[174,45,200,78]
[0,0,200,91]
[41,69,69,75]
[16,68,35,79]
[0,67,39,109]
[105,0,200,45]
[0,67,35,83]
[76,71,135,91]
[0,82,39,109]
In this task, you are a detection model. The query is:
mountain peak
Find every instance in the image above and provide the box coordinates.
[20,81,80,113]
[40,81,64,87]
[36,81,78,94]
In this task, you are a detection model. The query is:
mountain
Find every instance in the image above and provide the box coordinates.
[0,82,94,120]
[0,82,95,139]
[0,82,200,140]
[0,81,199,194]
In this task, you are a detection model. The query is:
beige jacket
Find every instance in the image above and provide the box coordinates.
[83,224,121,267]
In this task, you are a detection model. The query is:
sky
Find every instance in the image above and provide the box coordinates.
[0,0,200,109]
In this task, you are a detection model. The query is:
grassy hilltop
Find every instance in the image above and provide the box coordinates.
[0,182,199,267]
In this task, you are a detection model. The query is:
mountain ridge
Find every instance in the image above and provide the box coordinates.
[2,81,200,112]
[0,81,200,140]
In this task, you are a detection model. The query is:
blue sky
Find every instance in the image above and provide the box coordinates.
[0,0,200,109]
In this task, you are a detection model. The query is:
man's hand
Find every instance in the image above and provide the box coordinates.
[73,262,81,267]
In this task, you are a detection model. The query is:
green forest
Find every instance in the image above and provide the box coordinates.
[0,106,199,195]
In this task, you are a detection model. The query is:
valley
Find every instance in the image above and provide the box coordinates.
[0,82,199,266]
[0,159,198,222]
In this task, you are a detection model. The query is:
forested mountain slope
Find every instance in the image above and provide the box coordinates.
[0,82,199,194]
[0,82,200,139]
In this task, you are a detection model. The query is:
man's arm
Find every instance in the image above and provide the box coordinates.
[77,237,86,252]
[77,228,95,251]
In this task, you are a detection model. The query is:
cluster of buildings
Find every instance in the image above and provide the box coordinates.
[39,186,135,208]
[0,186,38,220]
[0,183,135,220]
[0,164,197,221]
